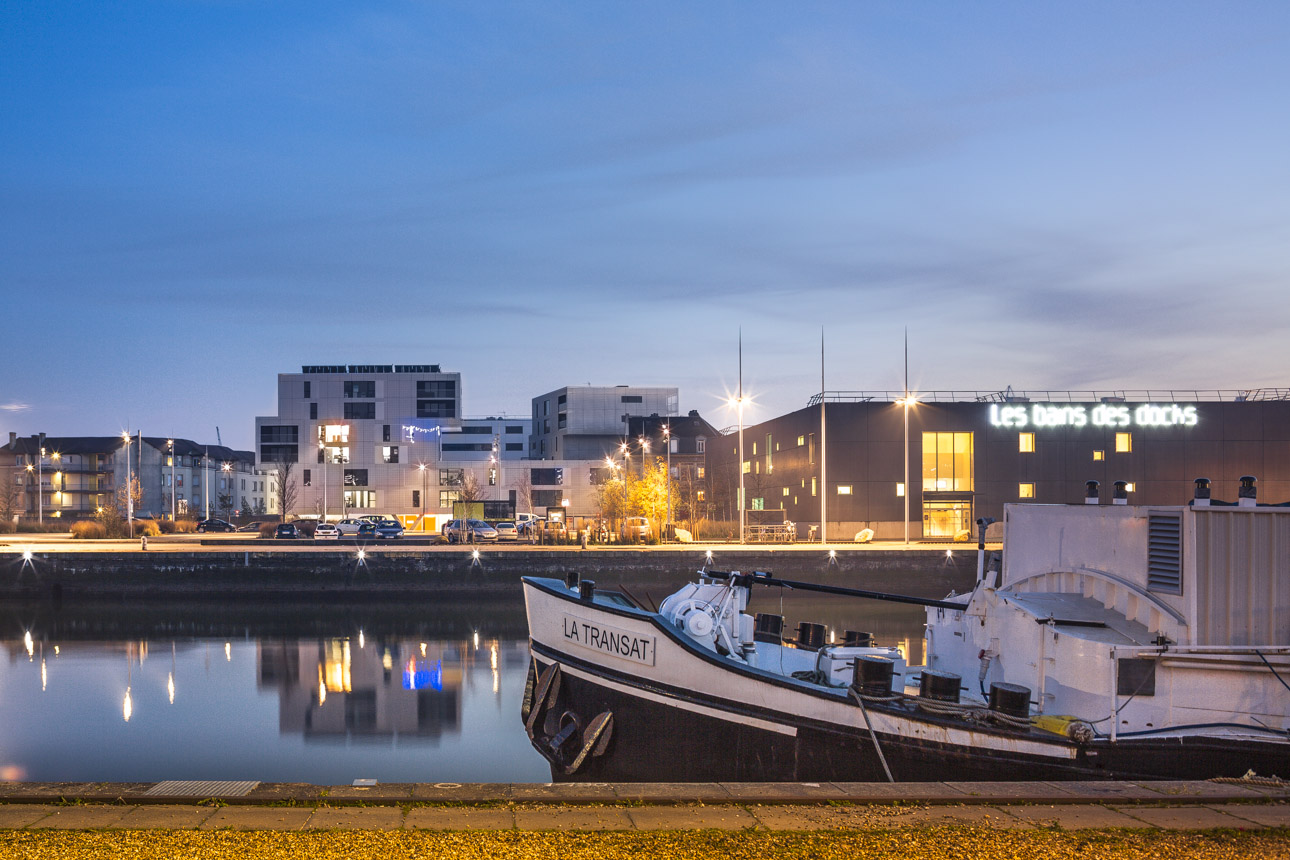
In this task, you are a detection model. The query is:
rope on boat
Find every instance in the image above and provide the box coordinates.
[849,687,895,783]
[1210,771,1287,786]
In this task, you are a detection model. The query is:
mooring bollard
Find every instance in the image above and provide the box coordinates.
[141,535,148,551]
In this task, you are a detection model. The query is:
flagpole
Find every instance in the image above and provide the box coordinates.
[819,328,826,544]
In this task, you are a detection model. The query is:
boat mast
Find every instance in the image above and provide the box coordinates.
[820,328,826,544]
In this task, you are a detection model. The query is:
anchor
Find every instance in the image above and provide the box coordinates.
[522,659,614,775]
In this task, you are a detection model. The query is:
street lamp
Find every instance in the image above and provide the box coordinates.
[167,440,176,521]
[663,422,671,537]
[319,440,328,523]
[900,395,917,545]
[729,394,745,543]
[121,432,133,538]
[203,447,211,521]
[417,463,428,531]
[221,462,232,522]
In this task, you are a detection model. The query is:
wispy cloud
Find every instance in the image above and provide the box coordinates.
[0,402,31,412]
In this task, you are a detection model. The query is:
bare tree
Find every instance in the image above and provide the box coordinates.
[458,470,484,502]
[272,459,297,519]
[511,469,533,513]
[0,465,20,525]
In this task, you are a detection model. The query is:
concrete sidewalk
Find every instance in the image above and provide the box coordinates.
[1,780,1287,832]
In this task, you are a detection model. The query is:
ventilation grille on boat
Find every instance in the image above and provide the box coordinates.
[1147,512,1182,594]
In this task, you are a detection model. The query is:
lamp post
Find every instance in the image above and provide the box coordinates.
[901,396,916,546]
[221,463,232,522]
[38,445,45,524]
[167,440,176,521]
[122,432,133,538]
[319,440,328,523]
[730,395,745,543]
[663,422,671,536]
[417,463,427,531]
[203,447,210,521]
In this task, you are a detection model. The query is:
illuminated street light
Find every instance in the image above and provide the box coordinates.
[167,440,176,521]
[662,423,671,538]
[122,432,133,538]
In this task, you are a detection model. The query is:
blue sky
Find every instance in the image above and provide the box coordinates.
[3,2,1288,449]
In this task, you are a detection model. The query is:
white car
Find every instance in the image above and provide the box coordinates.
[313,522,340,540]
[493,521,518,542]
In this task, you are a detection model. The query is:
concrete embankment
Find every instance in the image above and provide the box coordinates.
[0,547,975,602]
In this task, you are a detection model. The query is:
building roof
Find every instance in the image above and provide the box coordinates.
[2,434,253,464]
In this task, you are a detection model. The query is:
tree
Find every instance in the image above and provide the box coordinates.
[0,466,20,525]
[458,470,484,502]
[595,470,629,530]
[511,469,533,514]
[631,458,674,537]
[240,495,251,517]
[218,492,234,522]
[272,460,297,519]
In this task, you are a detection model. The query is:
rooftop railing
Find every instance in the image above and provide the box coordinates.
[806,389,1290,406]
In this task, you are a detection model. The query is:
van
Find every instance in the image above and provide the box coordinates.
[515,512,539,528]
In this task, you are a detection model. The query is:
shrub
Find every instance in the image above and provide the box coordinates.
[296,520,317,538]
[0,520,15,535]
[134,519,162,537]
[16,522,71,534]
[259,523,277,539]
[156,519,177,534]
[173,519,199,534]
[71,521,108,540]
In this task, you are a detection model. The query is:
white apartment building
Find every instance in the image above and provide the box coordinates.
[255,364,603,524]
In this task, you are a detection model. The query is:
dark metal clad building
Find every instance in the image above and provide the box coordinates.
[704,390,1290,541]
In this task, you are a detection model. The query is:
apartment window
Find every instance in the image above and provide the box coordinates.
[695,438,705,454]
[696,490,706,501]
[412,490,420,508]
[505,442,523,451]
[1019,483,1035,499]
[303,381,311,398]
[797,435,805,446]
[343,469,368,487]
[344,381,375,398]
[416,400,456,419]
[1125,482,1136,492]
[439,489,460,507]
[1116,433,1132,453]
[488,468,497,486]
[837,485,852,495]
[620,395,643,403]
[782,487,790,496]
[439,469,463,486]
[309,403,317,419]
[752,442,758,455]
[382,446,399,464]
[1019,433,1035,453]
[1093,450,1105,461]
[344,402,375,420]
[530,468,564,485]
[697,466,705,479]
[343,490,377,509]
[417,380,456,399]
[382,424,390,442]
[669,438,678,454]
[533,489,563,507]
[506,425,523,434]
[751,497,764,511]
[303,469,312,487]
[742,461,751,474]
[896,483,905,497]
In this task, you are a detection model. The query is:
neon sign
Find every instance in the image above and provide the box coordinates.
[988,403,1198,429]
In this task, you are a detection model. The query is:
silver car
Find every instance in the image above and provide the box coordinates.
[493,521,518,542]
[444,518,498,543]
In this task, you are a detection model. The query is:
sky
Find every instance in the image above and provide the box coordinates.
[3,1,1288,450]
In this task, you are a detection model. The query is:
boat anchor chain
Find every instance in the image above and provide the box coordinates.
[522,659,614,775]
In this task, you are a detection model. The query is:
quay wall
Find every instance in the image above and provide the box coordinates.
[0,548,975,602]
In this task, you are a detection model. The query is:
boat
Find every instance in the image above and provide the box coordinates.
[520,479,1290,781]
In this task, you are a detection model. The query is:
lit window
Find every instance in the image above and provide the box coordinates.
[742,461,751,474]
[797,435,805,446]
[1019,433,1035,453]
[782,487,789,496]
[1125,482,1136,492]
[1093,450,1105,461]
[1116,433,1132,453]
[752,442,758,455]
[837,485,852,495]
[1019,483,1035,499]
[811,477,817,496]
[896,483,905,497]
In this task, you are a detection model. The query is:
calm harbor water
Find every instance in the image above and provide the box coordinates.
[0,586,926,784]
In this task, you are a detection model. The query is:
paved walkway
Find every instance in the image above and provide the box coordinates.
[1,780,1287,832]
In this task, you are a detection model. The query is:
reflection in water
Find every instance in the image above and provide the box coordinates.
[0,586,930,784]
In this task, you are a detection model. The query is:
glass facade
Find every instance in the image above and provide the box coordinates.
[922,432,973,492]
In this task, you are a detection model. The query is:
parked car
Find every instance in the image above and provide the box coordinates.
[517,517,544,540]
[196,518,236,533]
[275,523,299,539]
[620,516,652,542]
[515,512,540,529]
[335,519,368,537]
[493,521,518,542]
[236,521,264,533]
[313,522,340,540]
[443,518,498,543]
[360,515,404,539]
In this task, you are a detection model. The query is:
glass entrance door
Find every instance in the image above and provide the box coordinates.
[923,501,973,539]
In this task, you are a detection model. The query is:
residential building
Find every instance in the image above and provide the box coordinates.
[0,433,270,522]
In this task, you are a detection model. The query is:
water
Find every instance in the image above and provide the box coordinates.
[0,589,927,784]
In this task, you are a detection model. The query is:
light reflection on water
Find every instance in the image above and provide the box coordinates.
[0,589,929,784]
